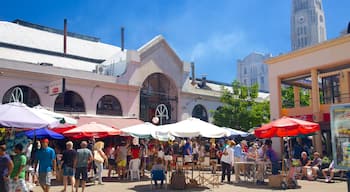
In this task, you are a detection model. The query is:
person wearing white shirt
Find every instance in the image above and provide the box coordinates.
[220,140,235,183]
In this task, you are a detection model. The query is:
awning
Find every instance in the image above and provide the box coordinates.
[76,116,144,129]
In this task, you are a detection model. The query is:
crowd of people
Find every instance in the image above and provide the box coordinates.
[0,136,343,192]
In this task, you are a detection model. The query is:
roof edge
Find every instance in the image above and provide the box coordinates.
[266,34,350,64]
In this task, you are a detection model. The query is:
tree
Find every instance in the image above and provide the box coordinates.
[281,85,310,108]
[212,80,270,131]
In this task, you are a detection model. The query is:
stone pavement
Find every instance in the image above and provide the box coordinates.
[31,171,347,192]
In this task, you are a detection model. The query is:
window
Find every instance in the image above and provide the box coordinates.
[54,91,85,112]
[96,95,122,116]
[260,77,264,85]
[2,86,40,107]
[319,15,323,23]
[192,104,208,122]
[321,75,340,104]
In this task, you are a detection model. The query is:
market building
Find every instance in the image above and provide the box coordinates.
[0,19,269,127]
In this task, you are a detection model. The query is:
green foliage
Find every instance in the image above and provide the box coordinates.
[282,86,310,108]
[282,86,295,108]
[212,80,270,132]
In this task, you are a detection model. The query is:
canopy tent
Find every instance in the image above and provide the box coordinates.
[0,102,60,129]
[254,116,320,138]
[19,127,65,139]
[33,105,78,125]
[158,117,229,138]
[63,122,121,139]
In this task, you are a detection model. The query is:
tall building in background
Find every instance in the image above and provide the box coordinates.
[291,0,327,50]
[237,52,272,93]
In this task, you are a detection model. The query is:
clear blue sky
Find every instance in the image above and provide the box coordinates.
[1,0,349,83]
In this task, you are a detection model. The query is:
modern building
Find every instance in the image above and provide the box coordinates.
[236,52,272,92]
[266,33,350,156]
[291,0,327,50]
[0,20,269,127]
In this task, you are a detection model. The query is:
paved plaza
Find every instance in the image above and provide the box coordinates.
[31,170,347,192]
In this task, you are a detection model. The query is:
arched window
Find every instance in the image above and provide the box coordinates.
[192,104,208,122]
[54,91,85,112]
[140,73,178,124]
[2,85,40,107]
[96,95,122,116]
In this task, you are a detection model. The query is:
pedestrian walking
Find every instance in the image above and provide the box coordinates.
[75,141,93,192]
[34,138,56,192]
[61,141,77,192]
[0,141,13,192]
[9,144,28,192]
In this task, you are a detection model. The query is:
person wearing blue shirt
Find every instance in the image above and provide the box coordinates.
[34,138,56,192]
[233,143,242,160]
[265,139,279,175]
[183,139,193,164]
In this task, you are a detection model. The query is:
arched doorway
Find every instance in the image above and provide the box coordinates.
[2,85,40,107]
[192,104,208,122]
[140,73,178,124]
[54,91,85,112]
[96,95,122,116]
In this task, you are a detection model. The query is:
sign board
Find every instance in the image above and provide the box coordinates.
[330,103,350,170]
[48,78,65,96]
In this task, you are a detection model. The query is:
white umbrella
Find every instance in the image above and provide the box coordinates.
[33,105,77,125]
[121,122,158,138]
[0,102,60,129]
[160,117,228,138]
[222,127,250,137]
[151,126,175,141]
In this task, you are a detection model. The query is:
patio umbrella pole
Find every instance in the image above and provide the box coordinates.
[281,138,285,175]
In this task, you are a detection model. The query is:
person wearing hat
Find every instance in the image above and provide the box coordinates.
[0,141,13,192]
[34,138,56,192]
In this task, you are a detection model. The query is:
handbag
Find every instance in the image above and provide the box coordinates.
[94,150,104,163]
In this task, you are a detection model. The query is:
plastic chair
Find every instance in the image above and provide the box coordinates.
[128,158,141,181]
[151,169,166,189]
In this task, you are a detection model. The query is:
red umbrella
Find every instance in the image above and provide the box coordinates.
[255,116,320,138]
[51,124,76,134]
[63,122,121,139]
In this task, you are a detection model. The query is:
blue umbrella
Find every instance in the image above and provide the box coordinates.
[21,128,65,139]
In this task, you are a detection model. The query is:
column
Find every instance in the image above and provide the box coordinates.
[293,86,300,108]
[311,69,323,156]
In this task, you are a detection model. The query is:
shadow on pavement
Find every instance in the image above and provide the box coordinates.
[127,184,210,192]
[233,181,302,191]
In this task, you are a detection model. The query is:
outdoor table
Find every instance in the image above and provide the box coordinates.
[234,161,271,183]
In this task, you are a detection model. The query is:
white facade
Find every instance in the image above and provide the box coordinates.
[236,52,272,92]
[291,0,327,50]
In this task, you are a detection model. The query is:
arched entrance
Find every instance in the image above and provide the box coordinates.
[140,73,178,124]
[54,91,85,112]
[192,104,208,122]
[2,85,40,107]
[96,95,122,116]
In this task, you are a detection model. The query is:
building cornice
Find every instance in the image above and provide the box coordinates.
[266,34,350,64]
[0,58,140,91]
